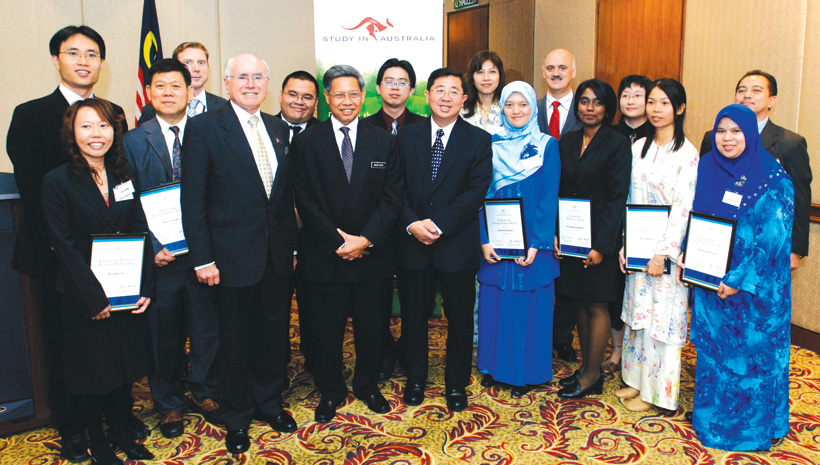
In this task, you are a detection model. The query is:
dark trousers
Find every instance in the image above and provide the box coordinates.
[379,277,399,365]
[29,272,80,436]
[75,384,133,446]
[148,257,219,414]
[553,293,576,346]
[305,277,392,401]
[397,264,477,390]
[292,276,314,370]
[213,258,292,431]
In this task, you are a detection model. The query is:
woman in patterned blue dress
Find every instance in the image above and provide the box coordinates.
[678,104,793,451]
[476,81,560,396]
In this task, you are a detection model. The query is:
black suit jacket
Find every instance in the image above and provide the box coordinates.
[6,88,127,275]
[180,104,297,287]
[137,91,227,126]
[122,116,179,255]
[395,117,493,272]
[558,127,632,255]
[292,119,402,282]
[41,165,155,317]
[362,108,425,132]
[274,112,320,129]
[700,120,812,256]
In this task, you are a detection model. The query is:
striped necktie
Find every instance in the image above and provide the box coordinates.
[340,126,354,182]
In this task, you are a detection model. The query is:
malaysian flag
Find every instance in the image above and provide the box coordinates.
[135,0,163,126]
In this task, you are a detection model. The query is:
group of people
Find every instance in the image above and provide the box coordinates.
[6,24,809,465]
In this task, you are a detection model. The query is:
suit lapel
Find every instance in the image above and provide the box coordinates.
[414,119,433,191]
[430,118,465,193]
[760,120,778,152]
[73,171,117,229]
[51,88,69,120]
[219,108,269,199]
[320,121,351,197]
[262,112,287,202]
[582,127,607,159]
[348,121,375,197]
[143,119,174,179]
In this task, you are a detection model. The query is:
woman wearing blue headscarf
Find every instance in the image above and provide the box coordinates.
[678,104,793,451]
[476,81,560,396]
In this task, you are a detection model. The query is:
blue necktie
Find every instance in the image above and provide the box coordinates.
[431,129,444,180]
[340,127,353,182]
[169,126,181,181]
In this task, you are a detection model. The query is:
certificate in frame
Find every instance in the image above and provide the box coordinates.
[140,182,188,255]
[484,198,527,259]
[89,233,147,311]
[557,198,593,259]
[624,204,671,274]
[681,212,737,291]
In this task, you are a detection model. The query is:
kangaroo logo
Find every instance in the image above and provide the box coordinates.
[342,17,393,40]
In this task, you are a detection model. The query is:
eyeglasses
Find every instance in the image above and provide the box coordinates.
[432,88,462,97]
[285,91,316,102]
[227,74,269,83]
[328,91,362,101]
[382,80,410,88]
[60,50,100,60]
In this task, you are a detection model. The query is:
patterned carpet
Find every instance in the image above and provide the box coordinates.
[2,305,820,465]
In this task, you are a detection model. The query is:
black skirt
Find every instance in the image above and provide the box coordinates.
[555,251,623,303]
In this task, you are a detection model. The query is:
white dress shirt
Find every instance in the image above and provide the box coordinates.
[191,89,208,113]
[59,84,91,105]
[545,91,574,133]
[280,115,308,142]
[156,115,188,164]
[230,101,278,178]
[330,115,358,155]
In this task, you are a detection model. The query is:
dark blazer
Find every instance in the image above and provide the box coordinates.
[123,116,178,255]
[537,93,582,137]
[180,104,297,287]
[274,112,320,129]
[557,126,632,255]
[362,108,425,132]
[395,117,493,272]
[700,120,812,256]
[292,119,403,282]
[41,164,154,394]
[6,88,127,275]
[137,91,227,126]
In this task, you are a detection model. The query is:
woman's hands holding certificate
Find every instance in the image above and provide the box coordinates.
[552,236,562,259]
[645,254,666,277]
[716,283,739,300]
[514,248,537,267]
[618,247,634,274]
[91,297,150,320]
[482,243,500,264]
[583,249,602,268]
[675,253,686,286]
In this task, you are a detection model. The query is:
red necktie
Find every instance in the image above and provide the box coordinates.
[549,100,561,140]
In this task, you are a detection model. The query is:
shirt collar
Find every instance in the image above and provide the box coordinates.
[381,107,407,128]
[59,83,92,105]
[156,114,188,138]
[758,117,769,134]
[330,115,359,133]
[280,114,308,129]
[546,91,574,109]
[230,101,262,123]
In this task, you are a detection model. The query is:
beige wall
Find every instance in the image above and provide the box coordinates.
[0,0,315,173]
[533,0,596,98]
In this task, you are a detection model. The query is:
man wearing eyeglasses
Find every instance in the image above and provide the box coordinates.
[277,70,320,142]
[363,58,425,135]
[394,68,492,412]
[6,25,132,463]
[291,64,403,423]
[180,53,298,454]
[138,42,228,126]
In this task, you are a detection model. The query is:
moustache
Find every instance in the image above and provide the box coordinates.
[550,76,563,80]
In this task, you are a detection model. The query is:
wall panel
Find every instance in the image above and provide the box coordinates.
[489,0,534,84]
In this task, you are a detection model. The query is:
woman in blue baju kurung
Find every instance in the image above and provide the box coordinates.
[680,104,793,451]
[476,81,560,396]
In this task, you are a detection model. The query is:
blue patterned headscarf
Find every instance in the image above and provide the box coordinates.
[486,81,552,197]
[693,104,784,219]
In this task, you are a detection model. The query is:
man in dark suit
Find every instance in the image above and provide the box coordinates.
[277,70,320,141]
[181,53,298,454]
[363,58,425,135]
[537,48,582,363]
[700,70,812,270]
[123,59,221,439]
[536,48,582,139]
[395,68,492,412]
[364,58,425,381]
[137,42,227,126]
[291,64,403,423]
[6,25,134,462]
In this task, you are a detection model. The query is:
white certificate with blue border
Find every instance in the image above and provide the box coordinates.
[558,198,592,258]
[681,212,737,291]
[624,204,671,273]
[139,182,188,255]
[484,198,527,259]
[90,234,146,311]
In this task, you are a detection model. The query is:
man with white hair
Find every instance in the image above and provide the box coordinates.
[181,53,298,454]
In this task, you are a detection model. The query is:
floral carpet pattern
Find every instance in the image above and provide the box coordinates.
[2,305,820,465]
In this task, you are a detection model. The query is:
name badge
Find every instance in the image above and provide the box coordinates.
[114,180,135,202]
[371,161,386,169]
[722,190,742,208]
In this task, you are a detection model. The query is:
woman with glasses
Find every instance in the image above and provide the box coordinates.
[462,51,505,135]
[553,79,631,399]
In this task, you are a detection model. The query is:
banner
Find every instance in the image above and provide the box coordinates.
[135,0,164,126]
[313,0,443,120]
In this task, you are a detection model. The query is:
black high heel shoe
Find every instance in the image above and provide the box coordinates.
[558,370,579,387]
[511,385,533,397]
[481,374,497,388]
[110,437,154,461]
[558,376,603,399]
[88,442,123,465]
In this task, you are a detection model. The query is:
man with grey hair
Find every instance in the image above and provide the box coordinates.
[292,64,403,423]
[181,53,297,453]
[536,48,581,139]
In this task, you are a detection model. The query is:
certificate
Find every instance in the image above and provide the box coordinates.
[89,234,147,311]
[139,182,187,255]
[558,198,592,259]
[484,198,527,259]
[624,204,670,273]
[681,212,737,291]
